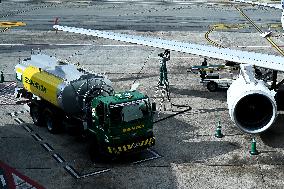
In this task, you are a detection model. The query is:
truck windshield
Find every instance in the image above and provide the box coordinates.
[109,99,149,123]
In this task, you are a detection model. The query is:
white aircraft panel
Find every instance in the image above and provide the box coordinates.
[54,25,284,72]
[233,0,282,9]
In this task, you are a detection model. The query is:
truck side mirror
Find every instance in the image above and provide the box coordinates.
[152,102,156,112]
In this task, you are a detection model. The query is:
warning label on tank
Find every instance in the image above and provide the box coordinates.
[25,77,47,93]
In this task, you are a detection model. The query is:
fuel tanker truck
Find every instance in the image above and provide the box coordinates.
[15,53,156,159]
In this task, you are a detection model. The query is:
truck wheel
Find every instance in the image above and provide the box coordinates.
[207,82,218,92]
[30,105,43,126]
[43,109,60,134]
[88,137,113,162]
[88,138,100,162]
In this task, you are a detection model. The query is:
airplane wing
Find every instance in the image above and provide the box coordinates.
[53,25,284,72]
[233,0,283,9]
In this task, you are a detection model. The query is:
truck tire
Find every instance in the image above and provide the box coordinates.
[88,137,100,162]
[30,104,43,126]
[88,137,112,162]
[207,82,218,92]
[43,108,61,134]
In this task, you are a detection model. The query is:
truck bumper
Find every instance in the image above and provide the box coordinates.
[106,137,155,155]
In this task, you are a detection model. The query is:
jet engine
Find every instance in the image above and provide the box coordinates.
[227,64,277,134]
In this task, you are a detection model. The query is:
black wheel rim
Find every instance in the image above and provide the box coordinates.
[208,83,216,91]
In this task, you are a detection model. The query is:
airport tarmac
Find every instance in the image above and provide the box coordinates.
[1,0,284,188]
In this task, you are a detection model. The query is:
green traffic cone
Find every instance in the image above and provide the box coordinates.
[249,138,259,155]
[215,121,223,138]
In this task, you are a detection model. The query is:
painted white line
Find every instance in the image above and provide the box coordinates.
[18,118,25,123]
[132,156,160,164]
[0,175,6,187]
[41,143,53,152]
[32,134,42,141]
[80,169,111,178]
[64,165,80,179]
[14,118,22,124]
[12,174,25,186]
[132,149,162,164]
[148,149,162,158]
[23,104,30,113]
[52,153,65,163]
[23,125,32,132]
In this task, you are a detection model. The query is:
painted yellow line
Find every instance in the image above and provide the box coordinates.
[205,22,249,48]
[0,28,9,33]
[235,6,284,57]
[204,27,224,48]
[0,22,26,28]
[212,23,247,30]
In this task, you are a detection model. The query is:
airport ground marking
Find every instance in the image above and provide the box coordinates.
[14,118,25,125]
[0,27,9,33]
[80,169,111,179]
[31,134,43,142]
[64,165,80,179]
[23,125,33,133]
[0,22,26,28]
[132,149,162,164]
[0,174,6,187]
[52,153,65,163]
[41,143,54,152]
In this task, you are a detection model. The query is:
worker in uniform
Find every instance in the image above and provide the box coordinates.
[201,58,208,66]
[199,58,207,81]
[158,49,170,86]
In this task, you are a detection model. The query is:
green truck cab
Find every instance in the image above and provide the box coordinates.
[88,90,156,158]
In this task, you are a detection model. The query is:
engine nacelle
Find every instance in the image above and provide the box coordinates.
[227,64,277,134]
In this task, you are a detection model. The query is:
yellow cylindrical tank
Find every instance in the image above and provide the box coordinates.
[22,66,64,107]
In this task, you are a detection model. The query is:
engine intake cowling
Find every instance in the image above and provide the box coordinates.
[227,64,277,134]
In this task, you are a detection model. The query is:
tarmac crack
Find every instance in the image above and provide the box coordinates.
[20,167,52,170]
[0,136,24,139]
